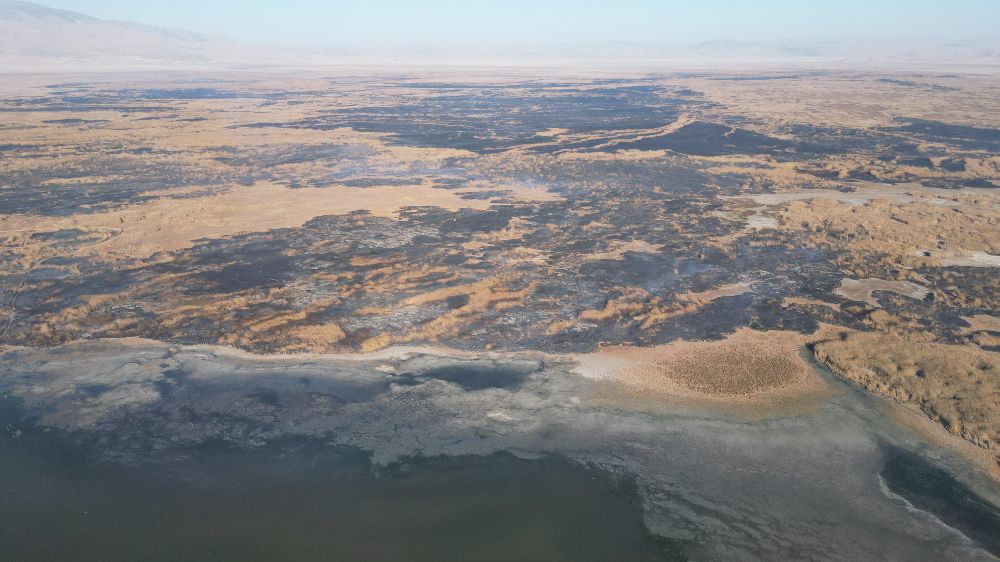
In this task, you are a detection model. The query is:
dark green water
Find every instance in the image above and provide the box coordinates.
[0,401,683,562]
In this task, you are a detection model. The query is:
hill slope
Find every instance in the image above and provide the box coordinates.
[0,0,239,65]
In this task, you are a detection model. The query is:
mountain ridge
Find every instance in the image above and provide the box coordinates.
[0,0,242,65]
[1,0,997,71]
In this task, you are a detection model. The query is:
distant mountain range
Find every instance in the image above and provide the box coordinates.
[0,0,246,66]
[1,0,998,70]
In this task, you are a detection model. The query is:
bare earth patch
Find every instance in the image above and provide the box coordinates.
[677,280,754,305]
[963,315,1000,334]
[834,278,930,307]
[585,239,663,261]
[924,251,1000,268]
[782,296,839,310]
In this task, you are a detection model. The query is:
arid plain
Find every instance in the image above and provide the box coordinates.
[1,70,999,560]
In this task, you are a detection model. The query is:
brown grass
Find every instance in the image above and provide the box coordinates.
[814,332,999,453]
[578,288,650,321]
[574,328,818,401]
[775,195,1000,267]
[0,181,500,259]
[360,274,537,350]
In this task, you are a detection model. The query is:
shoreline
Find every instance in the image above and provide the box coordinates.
[3,331,996,487]
[2,334,998,559]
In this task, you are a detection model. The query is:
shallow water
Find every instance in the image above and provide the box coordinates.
[415,364,535,390]
[0,399,681,562]
[881,446,1000,555]
[1,341,998,560]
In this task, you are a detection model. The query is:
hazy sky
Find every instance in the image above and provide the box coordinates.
[37,0,1000,46]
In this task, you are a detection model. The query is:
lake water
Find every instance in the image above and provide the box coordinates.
[2,342,998,560]
[0,399,683,562]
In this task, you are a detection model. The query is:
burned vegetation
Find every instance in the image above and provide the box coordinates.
[1,70,998,462]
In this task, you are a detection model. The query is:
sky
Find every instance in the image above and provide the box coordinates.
[35,0,1000,47]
